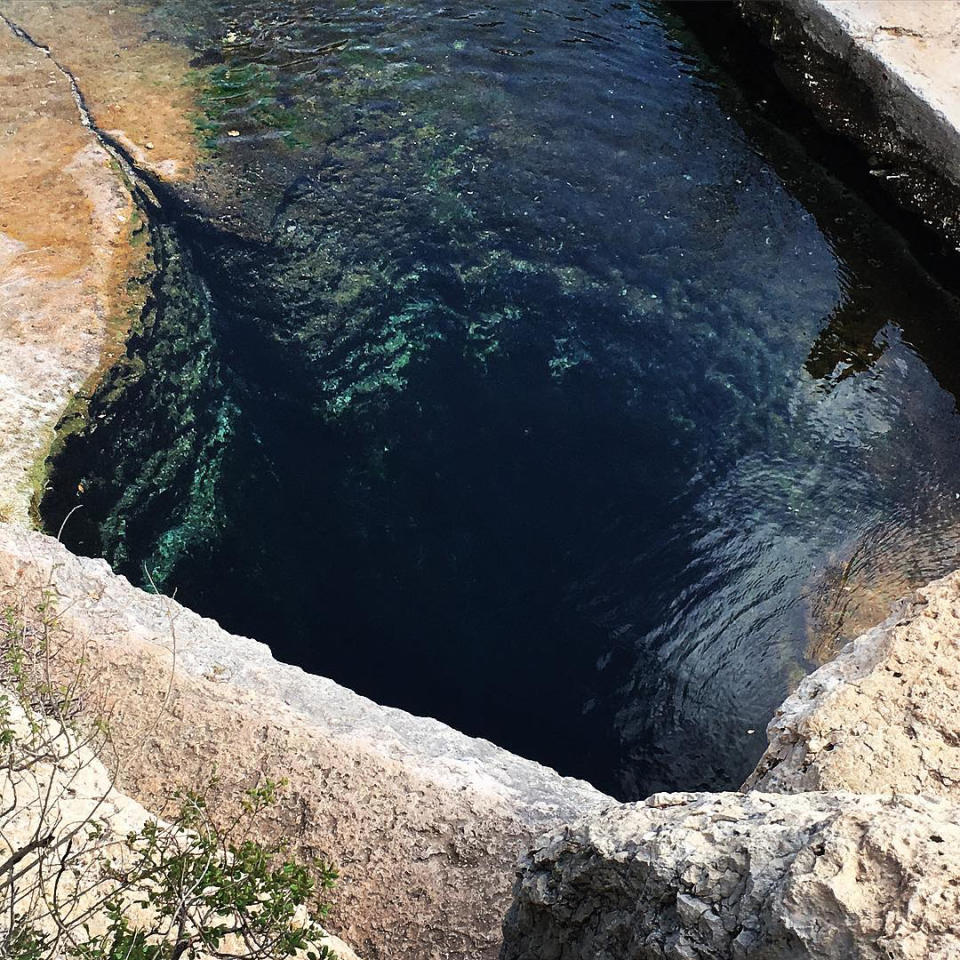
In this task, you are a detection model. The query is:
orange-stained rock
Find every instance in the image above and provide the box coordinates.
[0,20,149,525]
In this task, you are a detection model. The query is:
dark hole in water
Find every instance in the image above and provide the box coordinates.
[41,0,960,799]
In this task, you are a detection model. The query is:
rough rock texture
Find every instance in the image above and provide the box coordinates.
[0,0,198,182]
[747,570,960,796]
[0,18,145,525]
[502,567,960,958]
[0,523,610,960]
[501,790,960,960]
[770,0,960,183]
[0,0,287,239]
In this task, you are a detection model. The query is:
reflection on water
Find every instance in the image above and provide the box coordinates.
[42,0,960,797]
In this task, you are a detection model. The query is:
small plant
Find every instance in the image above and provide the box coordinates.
[0,583,338,960]
[61,780,337,960]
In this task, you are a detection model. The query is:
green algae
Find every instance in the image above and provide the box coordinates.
[188,56,311,151]
[25,210,155,530]
[319,299,449,416]
[40,216,239,590]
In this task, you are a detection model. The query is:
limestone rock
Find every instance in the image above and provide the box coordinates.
[0,523,610,960]
[746,571,960,796]
[501,570,960,959]
[501,791,960,960]
[0,19,142,526]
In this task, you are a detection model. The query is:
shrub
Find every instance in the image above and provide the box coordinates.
[0,587,337,960]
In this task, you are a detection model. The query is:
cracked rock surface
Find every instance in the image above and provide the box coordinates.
[501,791,960,960]
[502,572,960,958]
[747,570,960,796]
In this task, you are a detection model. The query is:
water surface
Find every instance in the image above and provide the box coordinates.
[43,0,960,797]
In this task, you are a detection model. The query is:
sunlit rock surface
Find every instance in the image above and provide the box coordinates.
[503,532,960,956]
[1,0,199,182]
[501,791,960,960]
[758,0,960,186]
[0,19,146,525]
[747,570,960,796]
[0,523,609,960]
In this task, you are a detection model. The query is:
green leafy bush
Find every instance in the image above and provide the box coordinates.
[0,590,338,960]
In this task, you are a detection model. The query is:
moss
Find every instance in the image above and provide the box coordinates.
[187,56,313,152]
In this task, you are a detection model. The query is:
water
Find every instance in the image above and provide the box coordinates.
[41,0,960,798]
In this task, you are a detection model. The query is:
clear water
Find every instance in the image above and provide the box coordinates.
[43,0,960,797]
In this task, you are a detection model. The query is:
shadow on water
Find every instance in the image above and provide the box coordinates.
[41,0,960,798]
[672,0,960,397]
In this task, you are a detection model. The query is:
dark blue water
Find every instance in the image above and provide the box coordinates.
[43,0,960,797]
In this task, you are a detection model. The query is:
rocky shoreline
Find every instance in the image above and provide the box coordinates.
[3,1,960,957]
[501,569,960,959]
[0,8,617,952]
[503,790,960,959]
[498,6,960,954]
[6,525,960,958]
[0,523,611,959]
[0,13,146,525]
